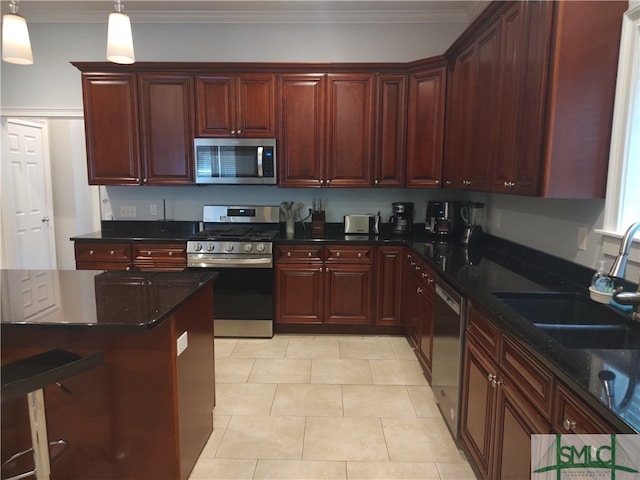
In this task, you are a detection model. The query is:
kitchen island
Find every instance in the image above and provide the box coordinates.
[1,269,217,480]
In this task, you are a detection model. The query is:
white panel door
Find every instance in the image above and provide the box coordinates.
[1,118,57,270]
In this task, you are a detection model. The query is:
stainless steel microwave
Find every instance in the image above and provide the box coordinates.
[194,138,277,185]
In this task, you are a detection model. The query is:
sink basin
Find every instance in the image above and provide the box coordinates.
[493,292,640,350]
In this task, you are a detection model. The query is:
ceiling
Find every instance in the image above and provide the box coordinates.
[6,0,488,24]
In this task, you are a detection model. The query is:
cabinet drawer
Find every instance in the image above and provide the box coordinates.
[325,246,373,264]
[466,303,501,361]
[275,245,323,263]
[553,382,616,434]
[500,336,554,419]
[133,243,186,262]
[75,242,132,262]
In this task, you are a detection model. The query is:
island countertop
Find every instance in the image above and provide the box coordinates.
[1,269,217,329]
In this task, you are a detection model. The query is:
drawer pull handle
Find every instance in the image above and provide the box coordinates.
[563,418,577,431]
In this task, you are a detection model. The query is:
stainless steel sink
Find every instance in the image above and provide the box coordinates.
[492,292,640,350]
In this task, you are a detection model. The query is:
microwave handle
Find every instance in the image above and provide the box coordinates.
[257,146,264,177]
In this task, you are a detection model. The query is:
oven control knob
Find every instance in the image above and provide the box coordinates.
[194,243,203,252]
[243,244,253,253]
[256,244,266,253]
[206,243,215,252]
[225,243,234,252]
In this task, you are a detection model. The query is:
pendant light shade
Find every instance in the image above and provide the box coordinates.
[2,0,33,65]
[106,0,135,64]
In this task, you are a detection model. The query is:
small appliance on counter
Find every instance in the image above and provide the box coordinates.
[460,202,485,245]
[344,215,371,234]
[425,201,461,240]
[389,202,414,236]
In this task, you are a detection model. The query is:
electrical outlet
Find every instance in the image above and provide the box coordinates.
[494,212,501,229]
[150,204,157,216]
[120,206,136,218]
[577,226,588,251]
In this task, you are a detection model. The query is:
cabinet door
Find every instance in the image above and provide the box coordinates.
[406,66,446,188]
[326,74,374,187]
[81,73,140,185]
[553,382,616,434]
[493,381,552,480]
[460,336,497,480]
[443,44,476,190]
[493,2,529,194]
[376,246,403,325]
[277,74,326,187]
[235,74,276,137]
[373,74,407,187]
[139,74,195,185]
[467,18,501,192]
[275,263,323,324]
[324,263,373,324]
[195,75,235,136]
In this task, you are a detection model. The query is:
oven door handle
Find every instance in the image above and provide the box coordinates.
[188,257,273,268]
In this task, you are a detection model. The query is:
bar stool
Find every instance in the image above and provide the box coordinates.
[1,349,104,480]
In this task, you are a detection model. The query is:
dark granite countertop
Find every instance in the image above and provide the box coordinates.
[69,220,639,432]
[1,270,217,330]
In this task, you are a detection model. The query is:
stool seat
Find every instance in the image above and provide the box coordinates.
[1,349,103,480]
[1,349,104,403]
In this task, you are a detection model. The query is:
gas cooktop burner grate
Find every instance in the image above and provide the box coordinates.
[190,228,279,242]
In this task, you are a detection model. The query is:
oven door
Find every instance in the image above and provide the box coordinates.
[208,266,274,338]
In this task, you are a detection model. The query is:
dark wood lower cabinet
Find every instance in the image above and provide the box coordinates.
[461,303,626,480]
[275,263,324,324]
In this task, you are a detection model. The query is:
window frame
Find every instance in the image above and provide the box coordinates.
[598,3,640,263]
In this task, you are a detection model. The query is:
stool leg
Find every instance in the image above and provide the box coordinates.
[27,389,51,480]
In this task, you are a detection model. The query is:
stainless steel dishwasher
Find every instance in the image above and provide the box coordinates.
[431,278,466,439]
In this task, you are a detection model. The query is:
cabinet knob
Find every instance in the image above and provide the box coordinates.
[287,251,292,257]
[445,180,452,186]
[417,287,423,294]
[563,418,577,431]
[237,130,242,135]
[147,251,152,256]
[125,266,131,271]
[375,179,379,185]
[319,179,324,185]
[487,373,497,382]
[357,252,362,258]
[231,130,236,135]
[435,179,440,185]
[89,250,94,255]
[110,250,115,255]
[168,251,173,256]
[326,179,331,186]
[308,252,312,257]
[336,252,341,257]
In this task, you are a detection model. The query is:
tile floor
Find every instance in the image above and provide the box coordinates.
[189,334,477,480]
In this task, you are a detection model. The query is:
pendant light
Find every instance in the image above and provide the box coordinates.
[2,0,33,65]
[106,0,135,64]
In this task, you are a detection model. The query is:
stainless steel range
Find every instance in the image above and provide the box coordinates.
[187,205,280,338]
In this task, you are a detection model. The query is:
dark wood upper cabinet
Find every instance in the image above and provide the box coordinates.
[373,74,407,187]
[195,73,276,137]
[138,73,195,185]
[325,73,375,188]
[80,73,141,185]
[277,74,327,187]
[446,0,625,198]
[405,64,446,188]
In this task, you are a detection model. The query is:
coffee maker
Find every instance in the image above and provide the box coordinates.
[425,201,461,239]
[389,202,414,235]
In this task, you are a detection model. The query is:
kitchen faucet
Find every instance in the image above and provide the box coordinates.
[610,221,640,320]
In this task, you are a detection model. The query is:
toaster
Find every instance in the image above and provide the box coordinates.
[344,215,372,234]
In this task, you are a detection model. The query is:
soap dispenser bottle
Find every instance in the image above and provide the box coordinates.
[591,260,614,293]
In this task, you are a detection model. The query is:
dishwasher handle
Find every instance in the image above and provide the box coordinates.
[435,283,461,316]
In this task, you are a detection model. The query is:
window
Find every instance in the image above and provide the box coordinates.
[600,4,640,256]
